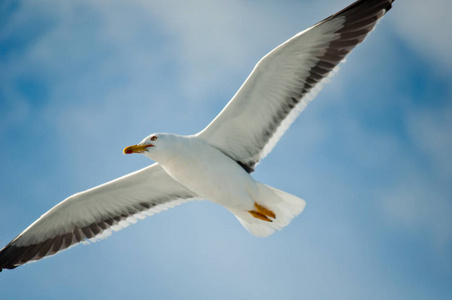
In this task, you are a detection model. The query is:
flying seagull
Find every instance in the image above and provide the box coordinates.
[0,0,394,271]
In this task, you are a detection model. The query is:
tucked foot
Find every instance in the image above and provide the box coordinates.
[254,203,276,219]
[249,211,273,222]
[249,203,276,222]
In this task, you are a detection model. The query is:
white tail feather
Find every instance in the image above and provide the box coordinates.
[231,183,306,237]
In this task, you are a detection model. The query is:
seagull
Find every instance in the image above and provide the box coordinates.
[0,0,394,271]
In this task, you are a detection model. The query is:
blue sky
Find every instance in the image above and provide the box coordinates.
[1,0,451,299]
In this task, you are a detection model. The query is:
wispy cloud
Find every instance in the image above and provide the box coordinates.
[392,0,452,74]
[1,1,451,299]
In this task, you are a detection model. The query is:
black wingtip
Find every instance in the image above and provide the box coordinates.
[315,0,395,27]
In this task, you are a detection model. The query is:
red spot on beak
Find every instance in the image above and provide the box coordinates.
[123,144,153,154]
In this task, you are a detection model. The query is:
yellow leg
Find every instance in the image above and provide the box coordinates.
[254,203,276,219]
[249,203,276,222]
[249,211,273,222]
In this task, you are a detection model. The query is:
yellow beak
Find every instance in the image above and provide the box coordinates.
[123,144,153,154]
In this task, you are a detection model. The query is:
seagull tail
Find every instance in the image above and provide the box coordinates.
[232,183,306,237]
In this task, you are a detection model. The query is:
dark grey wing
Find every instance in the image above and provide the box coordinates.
[197,0,394,172]
[0,163,198,271]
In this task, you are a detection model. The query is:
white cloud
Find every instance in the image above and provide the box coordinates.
[1,1,452,297]
[133,0,291,101]
[382,176,452,251]
[377,105,452,249]
[392,0,452,75]
[406,101,452,181]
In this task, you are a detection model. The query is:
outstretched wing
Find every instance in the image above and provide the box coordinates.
[197,0,394,172]
[0,163,198,271]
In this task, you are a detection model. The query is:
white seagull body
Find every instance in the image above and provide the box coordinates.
[0,0,394,271]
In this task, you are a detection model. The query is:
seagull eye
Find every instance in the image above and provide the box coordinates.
[150,136,157,141]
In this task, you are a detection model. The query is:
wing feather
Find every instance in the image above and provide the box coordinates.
[0,163,198,271]
[197,0,394,172]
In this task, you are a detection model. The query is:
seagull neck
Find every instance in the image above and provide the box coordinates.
[147,134,191,165]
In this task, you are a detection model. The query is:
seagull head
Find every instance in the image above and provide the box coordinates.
[123,133,166,159]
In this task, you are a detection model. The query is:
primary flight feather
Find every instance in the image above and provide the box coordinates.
[0,0,394,271]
